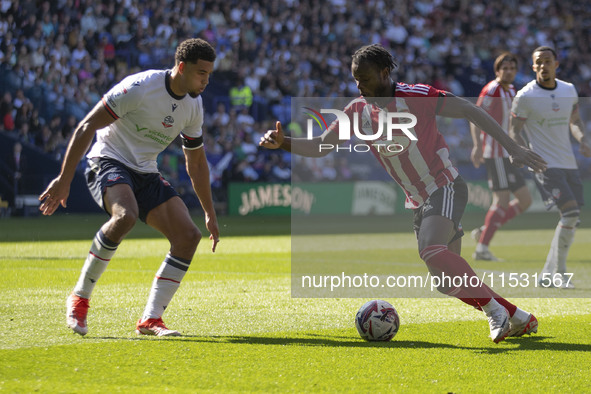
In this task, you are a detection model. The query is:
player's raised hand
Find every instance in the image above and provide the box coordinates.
[259,121,284,149]
[38,176,70,216]
[509,146,547,173]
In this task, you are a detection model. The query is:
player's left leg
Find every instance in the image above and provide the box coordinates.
[475,159,531,261]
[137,196,202,336]
[416,178,509,342]
[539,169,583,289]
[474,190,509,261]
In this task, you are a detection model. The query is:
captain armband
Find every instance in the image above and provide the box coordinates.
[181,133,204,150]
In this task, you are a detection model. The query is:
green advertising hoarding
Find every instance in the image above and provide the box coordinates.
[228,180,591,216]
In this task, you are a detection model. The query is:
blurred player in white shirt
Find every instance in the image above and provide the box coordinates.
[511,46,591,288]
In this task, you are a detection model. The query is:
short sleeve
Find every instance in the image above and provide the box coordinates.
[102,76,144,119]
[180,96,204,149]
[511,92,528,119]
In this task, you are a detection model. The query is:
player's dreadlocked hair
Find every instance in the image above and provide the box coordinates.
[352,44,398,73]
[175,38,216,64]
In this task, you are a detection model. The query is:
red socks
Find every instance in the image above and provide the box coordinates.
[420,244,517,316]
[479,201,522,246]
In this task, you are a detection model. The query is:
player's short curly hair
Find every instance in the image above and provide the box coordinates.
[532,46,557,60]
[175,38,216,64]
[352,44,398,73]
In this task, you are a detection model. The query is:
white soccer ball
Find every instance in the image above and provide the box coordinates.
[355,299,400,341]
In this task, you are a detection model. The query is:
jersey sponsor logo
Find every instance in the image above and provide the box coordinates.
[135,124,148,132]
[162,116,174,128]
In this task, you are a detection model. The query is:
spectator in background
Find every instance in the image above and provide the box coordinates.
[229,73,253,110]
[211,102,230,128]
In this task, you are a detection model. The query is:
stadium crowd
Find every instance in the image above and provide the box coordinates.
[1,0,591,208]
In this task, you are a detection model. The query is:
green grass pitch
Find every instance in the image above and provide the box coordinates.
[0,212,590,392]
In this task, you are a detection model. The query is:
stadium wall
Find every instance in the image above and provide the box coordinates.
[0,133,100,215]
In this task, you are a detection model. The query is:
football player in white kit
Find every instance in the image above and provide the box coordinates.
[511,46,591,289]
[39,38,220,336]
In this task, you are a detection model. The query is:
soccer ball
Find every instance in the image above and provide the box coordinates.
[355,299,400,341]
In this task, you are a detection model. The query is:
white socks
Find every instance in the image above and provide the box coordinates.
[542,212,578,275]
[480,298,503,315]
[141,254,191,321]
[73,230,119,299]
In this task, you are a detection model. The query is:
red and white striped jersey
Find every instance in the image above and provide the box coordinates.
[476,80,515,158]
[329,82,458,209]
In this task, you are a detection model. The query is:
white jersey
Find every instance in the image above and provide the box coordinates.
[87,69,204,173]
[511,79,578,169]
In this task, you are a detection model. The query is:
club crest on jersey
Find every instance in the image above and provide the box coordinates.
[162,116,174,128]
[107,173,123,182]
[550,94,560,112]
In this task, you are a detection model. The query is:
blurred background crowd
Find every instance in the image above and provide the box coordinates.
[2,0,591,211]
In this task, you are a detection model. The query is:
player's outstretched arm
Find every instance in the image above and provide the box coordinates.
[39,102,115,215]
[439,93,547,172]
[259,121,339,157]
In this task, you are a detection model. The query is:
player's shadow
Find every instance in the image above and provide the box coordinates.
[96,333,591,353]
[483,335,591,354]
[123,334,476,350]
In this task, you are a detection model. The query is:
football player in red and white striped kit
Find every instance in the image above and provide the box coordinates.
[260,44,546,343]
[469,53,532,261]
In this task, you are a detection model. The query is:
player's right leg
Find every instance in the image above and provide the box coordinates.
[68,161,139,335]
[137,195,202,336]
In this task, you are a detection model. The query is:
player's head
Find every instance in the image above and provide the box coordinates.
[531,46,558,86]
[351,44,398,98]
[493,52,517,86]
[175,38,217,98]
[175,38,216,65]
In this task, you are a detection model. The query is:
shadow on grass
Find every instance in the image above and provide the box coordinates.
[93,332,591,354]
[96,334,472,349]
